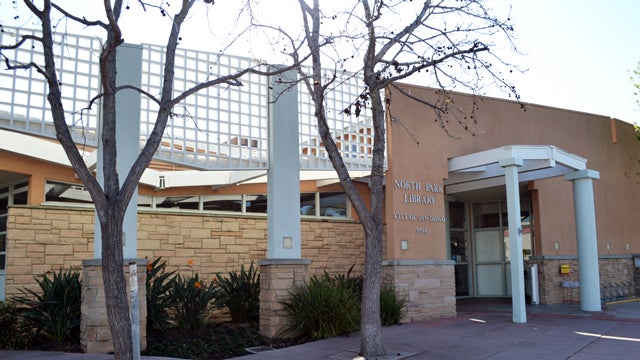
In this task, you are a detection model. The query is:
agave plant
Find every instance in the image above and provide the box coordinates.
[12,269,82,344]
[214,261,260,323]
[145,257,177,330]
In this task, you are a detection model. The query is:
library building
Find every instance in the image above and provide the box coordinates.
[0,29,639,351]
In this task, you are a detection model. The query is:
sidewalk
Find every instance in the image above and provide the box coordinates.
[2,299,639,360]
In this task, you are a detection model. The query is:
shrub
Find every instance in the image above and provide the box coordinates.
[170,273,218,331]
[326,264,362,295]
[214,261,260,323]
[281,273,360,340]
[380,287,406,326]
[0,301,33,349]
[146,257,177,330]
[11,269,82,345]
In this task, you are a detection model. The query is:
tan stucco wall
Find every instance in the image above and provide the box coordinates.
[5,205,365,297]
[386,84,640,260]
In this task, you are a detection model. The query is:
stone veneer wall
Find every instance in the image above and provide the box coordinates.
[5,205,366,297]
[528,255,636,304]
[258,259,310,339]
[382,260,456,322]
[81,259,147,354]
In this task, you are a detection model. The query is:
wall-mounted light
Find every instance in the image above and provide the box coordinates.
[554,241,560,250]
[401,240,408,251]
[158,175,166,190]
[606,242,611,251]
[283,236,293,249]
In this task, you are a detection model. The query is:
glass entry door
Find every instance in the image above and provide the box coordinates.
[449,198,533,298]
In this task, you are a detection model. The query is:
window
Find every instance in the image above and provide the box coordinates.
[45,181,92,203]
[203,194,242,212]
[319,192,347,218]
[245,194,268,213]
[42,180,349,218]
[300,193,316,216]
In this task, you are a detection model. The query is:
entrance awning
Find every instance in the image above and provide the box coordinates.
[444,145,587,194]
[444,144,601,323]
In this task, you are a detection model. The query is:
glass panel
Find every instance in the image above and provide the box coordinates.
[13,190,28,205]
[502,201,531,228]
[473,202,500,228]
[449,201,466,229]
[319,192,347,218]
[522,225,533,260]
[202,194,242,212]
[156,196,199,209]
[475,229,501,262]
[0,254,5,271]
[454,264,469,297]
[138,195,152,208]
[245,194,268,213]
[450,230,468,263]
[0,233,5,250]
[300,193,316,216]
[476,264,504,296]
[45,181,92,203]
[0,197,7,215]
[0,218,6,233]
[505,263,512,296]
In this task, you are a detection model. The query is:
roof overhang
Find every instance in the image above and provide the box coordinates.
[444,145,587,194]
[0,129,370,189]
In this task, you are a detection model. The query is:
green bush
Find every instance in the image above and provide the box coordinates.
[170,273,218,331]
[146,257,177,330]
[0,301,32,349]
[281,273,360,340]
[11,269,82,345]
[380,287,406,326]
[214,261,260,323]
[326,264,363,295]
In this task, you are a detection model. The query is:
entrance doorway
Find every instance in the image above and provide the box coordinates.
[449,198,533,298]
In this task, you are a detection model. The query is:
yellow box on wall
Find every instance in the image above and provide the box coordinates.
[560,264,571,274]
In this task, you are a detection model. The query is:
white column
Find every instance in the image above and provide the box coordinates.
[565,169,601,311]
[267,69,300,258]
[499,157,526,323]
[94,44,143,259]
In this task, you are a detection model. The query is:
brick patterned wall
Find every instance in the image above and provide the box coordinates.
[382,260,456,322]
[81,259,147,354]
[5,205,366,297]
[528,256,635,304]
[259,260,310,338]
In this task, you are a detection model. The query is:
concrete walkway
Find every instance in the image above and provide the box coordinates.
[2,299,639,360]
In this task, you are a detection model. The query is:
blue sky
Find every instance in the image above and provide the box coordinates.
[505,0,640,124]
[1,1,639,124]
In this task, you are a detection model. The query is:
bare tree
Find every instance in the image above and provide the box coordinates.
[294,0,518,357]
[0,1,302,359]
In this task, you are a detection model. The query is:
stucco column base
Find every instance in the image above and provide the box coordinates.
[80,258,147,354]
[259,259,310,339]
[382,260,456,322]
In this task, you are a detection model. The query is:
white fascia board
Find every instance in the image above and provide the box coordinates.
[448,145,587,173]
[84,149,98,170]
[141,169,269,188]
[0,129,71,166]
[162,170,238,188]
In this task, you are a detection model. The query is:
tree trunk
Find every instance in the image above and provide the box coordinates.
[100,206,133,360]
[359,224,385,357]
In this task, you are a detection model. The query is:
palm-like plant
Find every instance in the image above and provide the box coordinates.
[12,269,82,344]
[214,262,260,323]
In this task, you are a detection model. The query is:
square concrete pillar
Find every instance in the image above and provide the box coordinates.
[382,260,456,322]
[81,258,147,354]
[259,259,310,338]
